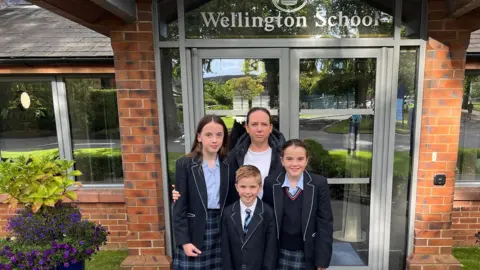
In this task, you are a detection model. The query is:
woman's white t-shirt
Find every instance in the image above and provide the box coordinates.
[243,147,272,199]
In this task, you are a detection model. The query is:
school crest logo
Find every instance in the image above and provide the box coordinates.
[272,0,307,13]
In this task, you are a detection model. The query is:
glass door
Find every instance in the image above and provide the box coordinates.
[290,48,394,270]
[188,48,289,149]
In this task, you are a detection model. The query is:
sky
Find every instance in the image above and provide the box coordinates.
[203,59,263,78]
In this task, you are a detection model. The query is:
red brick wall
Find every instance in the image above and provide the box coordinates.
[111,0,169,264]
[407,0,473,269]
[452,188,480,246]
[0,191,127,250]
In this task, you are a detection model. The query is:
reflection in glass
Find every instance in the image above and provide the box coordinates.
[0,81,59,160]
[160,49,183,187]
[185,0,394,39]
[330,184,370,266]
[389,47,418,270]
[401,0,422,39]
[457,74,480,183]
[201,58,279,148]
[299,58,375,178]
[65,78,122,184]
[298,58,374,266]
[157,1,179,41]
[160,49,183,250]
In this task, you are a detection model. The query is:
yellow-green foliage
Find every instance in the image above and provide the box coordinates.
[0,155,82,212]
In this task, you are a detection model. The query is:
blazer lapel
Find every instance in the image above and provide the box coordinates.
[242,200,264,248]
[191,158,208,212]
[230,201,245,242]
[302,171,315,241]
[272,172,285,238]
[219,159,229,214]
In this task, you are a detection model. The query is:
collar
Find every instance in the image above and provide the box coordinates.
[282,173,304,190]
[239,198,258,214]
[202,156,220,169]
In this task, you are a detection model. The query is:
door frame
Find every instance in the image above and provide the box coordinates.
[289,48,396,270]
[188,47,396,270]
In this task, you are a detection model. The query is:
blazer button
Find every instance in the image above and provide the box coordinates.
[242,265,247,268]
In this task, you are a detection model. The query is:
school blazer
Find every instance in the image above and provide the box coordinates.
[262,171,333,270]
[221,200,277,270]
[172,156,235,249]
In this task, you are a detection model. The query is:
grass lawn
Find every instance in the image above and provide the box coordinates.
[325,118,410,135]
[453,247,480,270]
[325,117,374,134]
[221,116,234,130]
[86,250,128,270]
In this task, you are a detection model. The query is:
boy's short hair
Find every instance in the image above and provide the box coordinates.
[236,165,262,185]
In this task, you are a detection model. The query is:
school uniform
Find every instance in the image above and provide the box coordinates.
[221,199,277,270]
[172,155,235,270]
[262,171,333,270]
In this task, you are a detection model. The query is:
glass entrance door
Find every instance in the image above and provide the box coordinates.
[290,48,394,269]
[189,48,395,269]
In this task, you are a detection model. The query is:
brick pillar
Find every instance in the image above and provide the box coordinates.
[112,1,170,269]
[406,1,472,269]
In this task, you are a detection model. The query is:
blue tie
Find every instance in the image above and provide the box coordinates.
[244,209,252,234]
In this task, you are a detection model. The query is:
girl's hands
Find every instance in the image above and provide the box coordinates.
[172,185,181,202]
[182,243,202,257]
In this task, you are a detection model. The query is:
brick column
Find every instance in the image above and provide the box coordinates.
[406,1,472,269]
[112,1,170,269]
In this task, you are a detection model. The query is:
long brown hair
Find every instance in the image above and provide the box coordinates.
[187,115,229,160]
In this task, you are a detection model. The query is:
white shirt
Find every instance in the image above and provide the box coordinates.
[243,147,272,198]
[240,198,258,229]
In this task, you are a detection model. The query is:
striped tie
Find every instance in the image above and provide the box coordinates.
[244,209,252,234]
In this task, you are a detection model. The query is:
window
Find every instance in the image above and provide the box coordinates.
[0,80,59,160]
[0,76,122,186]
[65,77,123,184]
[457,74,480,185]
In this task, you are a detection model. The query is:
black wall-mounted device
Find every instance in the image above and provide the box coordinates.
[434,174,446,186]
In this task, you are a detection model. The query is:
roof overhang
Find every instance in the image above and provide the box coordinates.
[29,0,137,36]
[448,0,480,18]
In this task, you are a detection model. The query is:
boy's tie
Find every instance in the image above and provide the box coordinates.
[244,209,252,234]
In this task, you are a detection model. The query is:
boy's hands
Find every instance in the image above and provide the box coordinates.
[172,185,181,202]
[182,243,201,257]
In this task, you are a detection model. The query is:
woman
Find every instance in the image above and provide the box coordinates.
[172,115,236,270]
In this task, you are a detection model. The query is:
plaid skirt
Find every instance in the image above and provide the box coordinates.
[277,249,306,270]
[172,210,222,270]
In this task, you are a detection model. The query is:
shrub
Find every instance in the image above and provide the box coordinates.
[0,155,82,212]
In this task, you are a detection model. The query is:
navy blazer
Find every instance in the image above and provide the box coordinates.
[262,171,333,270]
[221,199,277,270]
[172,155,235,248]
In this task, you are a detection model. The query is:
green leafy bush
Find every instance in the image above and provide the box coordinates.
[0,155,82,212]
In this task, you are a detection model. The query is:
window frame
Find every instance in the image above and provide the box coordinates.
[0,75,123,188]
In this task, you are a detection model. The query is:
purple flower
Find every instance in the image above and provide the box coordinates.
[64,263,69,267]
[39,259,45,265]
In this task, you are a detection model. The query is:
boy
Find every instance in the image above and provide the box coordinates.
[221,165,277,270]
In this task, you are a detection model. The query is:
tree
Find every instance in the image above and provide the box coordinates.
[204,80,234,108]
[225,76,264,109]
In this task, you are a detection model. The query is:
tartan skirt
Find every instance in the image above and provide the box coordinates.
[172,210,222,270]
[277,248,306,270]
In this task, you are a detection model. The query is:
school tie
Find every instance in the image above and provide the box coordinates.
[244,209,252,234]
